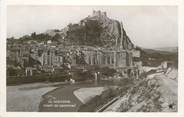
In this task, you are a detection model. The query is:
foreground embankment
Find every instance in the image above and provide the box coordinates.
[103,67,178,112]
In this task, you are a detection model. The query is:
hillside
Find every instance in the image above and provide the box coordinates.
[64,10,134,49]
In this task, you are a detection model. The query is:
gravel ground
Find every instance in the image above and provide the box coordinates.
[7,83,57,112]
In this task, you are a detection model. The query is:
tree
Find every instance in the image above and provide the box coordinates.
[31,32,36,38]
[52,33,61,42]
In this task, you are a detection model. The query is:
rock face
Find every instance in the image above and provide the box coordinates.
[118,69,177,112]
[50,10,134,49]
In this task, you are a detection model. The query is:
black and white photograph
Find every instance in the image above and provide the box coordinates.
[6,5,178,112]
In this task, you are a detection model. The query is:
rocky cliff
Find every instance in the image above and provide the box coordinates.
[47,10,134,49]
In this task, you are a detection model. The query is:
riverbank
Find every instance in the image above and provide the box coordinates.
[7,82,60,111]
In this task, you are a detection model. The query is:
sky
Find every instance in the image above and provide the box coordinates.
[7,6,178,49]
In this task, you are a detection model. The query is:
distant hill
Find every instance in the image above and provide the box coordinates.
[139,47,178,67]
[154,47,178,53]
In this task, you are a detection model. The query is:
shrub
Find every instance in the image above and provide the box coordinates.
[99,67,116,77]
[72,70,93,81]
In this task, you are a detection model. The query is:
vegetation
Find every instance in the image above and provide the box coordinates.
[66,20,104,46]
[7,32,62,44]
[78,86,121,112]
[7,72,70,85]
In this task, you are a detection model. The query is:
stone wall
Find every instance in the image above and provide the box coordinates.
[76,49,132,68]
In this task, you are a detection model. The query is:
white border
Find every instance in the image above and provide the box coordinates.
[6,0,181,5]
[0,0,7,115]
[1,0,184,117]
